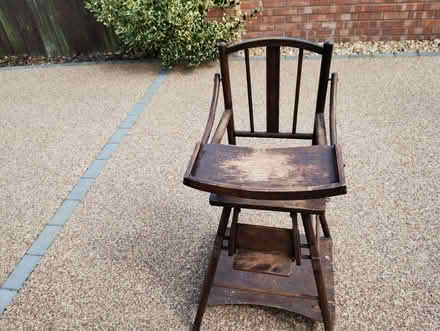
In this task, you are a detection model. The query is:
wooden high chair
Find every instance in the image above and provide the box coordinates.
[184,37,347,331]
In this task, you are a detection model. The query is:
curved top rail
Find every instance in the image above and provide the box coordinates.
[221,37,328,55]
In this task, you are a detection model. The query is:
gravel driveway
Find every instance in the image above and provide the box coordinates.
[0,55,439,330]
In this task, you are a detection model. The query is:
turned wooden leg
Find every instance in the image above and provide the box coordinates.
[228,208,240,256]
[290,212,301,265]
[193,207,232,331]
[319,214,331,239]
[301,213,333,331]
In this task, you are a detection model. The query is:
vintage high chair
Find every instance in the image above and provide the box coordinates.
[183,37,346,331]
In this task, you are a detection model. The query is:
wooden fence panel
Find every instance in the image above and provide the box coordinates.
[0,0,117,57]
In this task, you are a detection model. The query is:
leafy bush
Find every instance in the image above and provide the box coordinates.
[85,0,260,67]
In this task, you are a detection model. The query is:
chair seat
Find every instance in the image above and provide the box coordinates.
[184,143,346,200]
[210,193,326,214]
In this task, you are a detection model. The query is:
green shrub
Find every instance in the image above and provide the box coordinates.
[85,0,260,67]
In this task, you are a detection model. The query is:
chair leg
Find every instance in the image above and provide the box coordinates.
[228,208,240,256]
[290,212,301,265]
[193,207,232,331]
[301,213,333,331]
[319,214,331,239]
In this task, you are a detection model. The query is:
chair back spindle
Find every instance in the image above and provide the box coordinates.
[266,46,281,133]
[219,42,236,145]
[217,38,333,143]
[292,48,303,133]
[244,49,255,132]
[315,42,333,115]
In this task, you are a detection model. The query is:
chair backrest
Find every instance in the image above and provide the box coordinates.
[218,37,333,145]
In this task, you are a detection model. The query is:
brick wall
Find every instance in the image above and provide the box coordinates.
[228,0,440,42]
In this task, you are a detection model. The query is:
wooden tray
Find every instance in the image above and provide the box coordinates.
[184,143,346,200]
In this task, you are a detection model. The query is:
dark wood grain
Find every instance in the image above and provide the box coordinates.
[218,42,236,145]
[335,144,346,188]
[228,208,240,256]
[0,19,13,56]
[236,223,293,255]
[233,249,293,277]
[188,37,344,331]
[292,48,303,133]
[234,131,313,139]
[185,142,202,179]
[208,229,335,322]
[211,109,233,144]
[0,0,45,55]
[215,38,334,144]
[314,113,328,145]
[184,144,346,200]
[201,74,221,144]
[193,207,231,331]
[244,49,255,132]
[209,193,326,214]
[225,37,324,55]
[266,46,280,133]
[0,0,117,56]
[302,214,333,331]
[315,42,333,114]
[290,213,302,265]
[329,73,338,145]
[319,214,332,239]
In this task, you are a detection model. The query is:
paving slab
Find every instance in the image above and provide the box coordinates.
[1,56,439,330]
[0,62,160,286]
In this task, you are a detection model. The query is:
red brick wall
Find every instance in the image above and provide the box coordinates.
[236,0,440,42]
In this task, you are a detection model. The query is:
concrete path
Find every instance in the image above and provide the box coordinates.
[0,56,439,330]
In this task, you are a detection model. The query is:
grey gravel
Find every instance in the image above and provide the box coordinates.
[0,63,160,285]
[1,57,440,330]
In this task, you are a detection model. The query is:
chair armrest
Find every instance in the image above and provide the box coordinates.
[313,72,338,146]
[211,109,233,144]
[329,72,338,145]
[201,73,221,144]
[314,112,328,145]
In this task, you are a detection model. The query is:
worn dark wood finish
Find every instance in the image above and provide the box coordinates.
[184,142,202,180]
[244,49,255,132]
[184,144,346,200]
[193,207,231,331]
[225,37,324,55]
[0,0,46,56]
[209,193,326,214]
[0,21,13,56]
[292,48,303,133]
[211,109,233,144]
[236,223,293,255]
[335,144,346,191]
[233,249,293,276]
[266,46,281,133]
[315,215,321,251]
[290,213,302,265]
[316,42,333,115]
[207,226,335,322]
[201,74,221,144]
[0,0,116,57]
[319,214,331,239]
[329,73,338,145]
[302,214,333,331]
[234,131,313,139]
[228,208,240,256]
[212,38,336,145]
[314,113,328,145]
[218,42,236,145]
[187,38,345,331]
[209,286,331,322]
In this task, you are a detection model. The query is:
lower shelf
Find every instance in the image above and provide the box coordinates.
[207,226,335,322]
